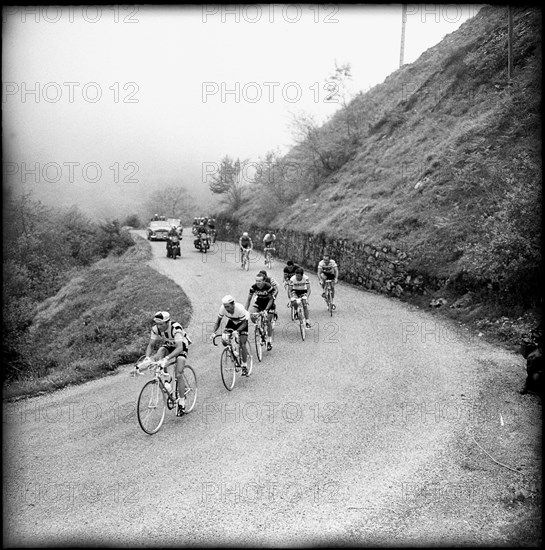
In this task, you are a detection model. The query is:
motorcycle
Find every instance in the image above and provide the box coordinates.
[194,232,210,253]
[166,234,181,259]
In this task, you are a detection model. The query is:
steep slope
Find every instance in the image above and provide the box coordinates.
[233,6,541,292]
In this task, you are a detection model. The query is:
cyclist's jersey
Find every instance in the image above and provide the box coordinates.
[150,321,192,349]
[263,276,279,297]
[218,302,251,322]
[239,237,252,248]
[283,264,301,280]
[263,234,276,246]
[289,274,310,291]
[318,259,338,274]
[248,282,274,308]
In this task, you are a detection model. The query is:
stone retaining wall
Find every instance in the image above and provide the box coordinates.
[215,217,441,296]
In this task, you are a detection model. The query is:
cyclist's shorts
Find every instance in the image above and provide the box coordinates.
[264,242,274,249]
[225,318,248,335]
[158,343,188,360]
[321,271,336,280]
[290,289,308,300]
[249,301,276,316]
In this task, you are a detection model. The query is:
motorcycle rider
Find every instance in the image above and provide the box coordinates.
[167,225,180,257]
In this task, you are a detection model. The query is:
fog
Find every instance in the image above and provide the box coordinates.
[2,4,480,220]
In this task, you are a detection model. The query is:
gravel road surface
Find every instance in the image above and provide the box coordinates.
[3,231,541,546]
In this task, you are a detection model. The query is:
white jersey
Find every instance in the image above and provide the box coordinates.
[289,274,310,291]
[218,302,251,322]
[318,259,338,274]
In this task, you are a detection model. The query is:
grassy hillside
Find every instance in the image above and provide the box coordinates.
[228,6,541,312]
[3,237,192,401]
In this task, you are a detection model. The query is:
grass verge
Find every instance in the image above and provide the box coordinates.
[3,236,192,401]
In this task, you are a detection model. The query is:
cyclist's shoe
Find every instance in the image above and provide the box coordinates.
[332,304,336,310]
[176,404,185,417]
[321,292,326,298]
[305,321,312,329]
[267,342,273,351]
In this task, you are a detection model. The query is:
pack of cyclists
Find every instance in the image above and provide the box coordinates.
[143,228,340,420]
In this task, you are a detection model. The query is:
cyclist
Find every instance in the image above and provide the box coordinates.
[259,269,279,324]
[245,273,275,351]
[289,267,312,329]
[144,311,192,417]
[239,232,253,267]
[263,231,276,264]
[211,295,251,375]
[283,260,301,302]
[317,253,339,306]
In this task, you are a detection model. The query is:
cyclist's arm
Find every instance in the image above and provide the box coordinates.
[306,281,311,297]
[265,293,274,311]
[212,315,223,335]
[244,291,254,311]
[334,266,339,281]
[145,339,154,358]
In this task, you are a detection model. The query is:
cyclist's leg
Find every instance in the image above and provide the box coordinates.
[238,320,249,364]
[174,352,187,398]
[302,294,310,321]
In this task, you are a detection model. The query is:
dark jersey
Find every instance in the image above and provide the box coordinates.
[283,263,301,279]
[248,282,274,307]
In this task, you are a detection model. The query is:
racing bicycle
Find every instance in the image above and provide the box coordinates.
[263,247,274,269]
[324,279,336,316]
[135,356,197,435]
[254,310,271,362]
[213,329,254,390]
[241,248,251,271]
[290,297,308,341]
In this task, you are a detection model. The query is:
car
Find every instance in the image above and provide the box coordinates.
[146,220,171,241]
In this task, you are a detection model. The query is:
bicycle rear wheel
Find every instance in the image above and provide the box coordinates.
[181,365,198,412]
[137,380,167,435]
[221,348,236,390]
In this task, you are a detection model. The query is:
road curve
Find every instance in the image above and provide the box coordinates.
[3,231,538,546]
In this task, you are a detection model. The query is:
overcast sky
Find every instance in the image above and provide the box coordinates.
[2,4,481,216]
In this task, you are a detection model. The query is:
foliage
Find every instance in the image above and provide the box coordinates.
[2,193,135,384]
[143,185,196,222]
[208,155,249,210]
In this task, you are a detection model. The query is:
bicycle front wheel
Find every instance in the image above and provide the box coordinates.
[221,348,236,391]
[254,326,264,362]
[298,309,306,341]
[244,341,254,376]
[137,380,167,435]
[327,290,333,316]
[181,365,198,412]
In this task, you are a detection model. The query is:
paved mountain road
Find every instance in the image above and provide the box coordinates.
[3,231,538,546]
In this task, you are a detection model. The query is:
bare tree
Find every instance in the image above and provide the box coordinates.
[208,156,247,211]
[145,185,196,221]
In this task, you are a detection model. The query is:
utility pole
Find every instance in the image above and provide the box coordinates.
[399,4,407,68]
[507,5,513,84]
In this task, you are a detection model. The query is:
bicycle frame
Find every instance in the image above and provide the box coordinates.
[241,248,251,270]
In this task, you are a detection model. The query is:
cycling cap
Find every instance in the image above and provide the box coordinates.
[153,311,170,322]
[242,232,249,237]
[222,295,235,304]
